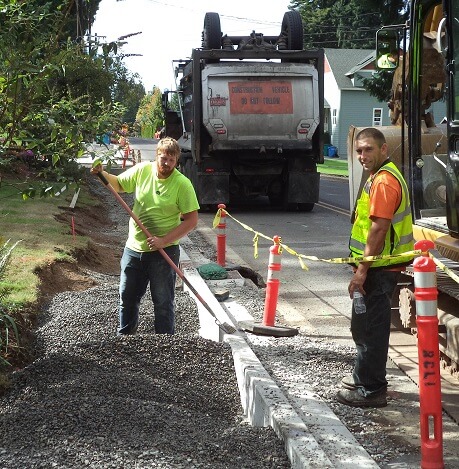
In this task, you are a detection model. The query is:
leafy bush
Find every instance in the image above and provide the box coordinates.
[0,1,128,191]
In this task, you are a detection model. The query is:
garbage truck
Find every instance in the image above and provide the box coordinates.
[348,0,459,377]
[161,11,324,211]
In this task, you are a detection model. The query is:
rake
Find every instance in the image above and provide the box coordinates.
[96,171,237,335]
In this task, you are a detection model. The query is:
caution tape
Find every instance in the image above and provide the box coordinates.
[429,254,459,285]
[212,208,421,270]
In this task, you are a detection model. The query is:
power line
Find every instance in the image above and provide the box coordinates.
[305,28,379,35]
[145,0,281,25]
[145,0,385,27]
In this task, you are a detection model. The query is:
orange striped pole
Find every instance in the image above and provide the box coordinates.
[413,240,444,469]
[263,236,282,327]
[216,204,227,267]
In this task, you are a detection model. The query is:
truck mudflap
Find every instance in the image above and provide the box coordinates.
[286,171,320,203]
[196,171,230,207]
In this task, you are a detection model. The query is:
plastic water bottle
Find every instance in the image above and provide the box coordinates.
[353,291,366,315]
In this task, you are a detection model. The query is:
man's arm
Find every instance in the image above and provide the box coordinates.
[90,165,124,193]
[348,216,391,297]
[146,210,199,250]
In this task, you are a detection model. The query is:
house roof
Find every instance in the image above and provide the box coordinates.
[324,48,375,89]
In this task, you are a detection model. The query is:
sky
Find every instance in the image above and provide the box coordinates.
[92,0,293,92]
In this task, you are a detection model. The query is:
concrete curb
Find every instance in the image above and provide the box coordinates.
[179,242,379,468]
[225,333,335,468]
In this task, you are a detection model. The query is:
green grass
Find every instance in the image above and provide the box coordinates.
[318,157,349,177]
[0,174,94,306]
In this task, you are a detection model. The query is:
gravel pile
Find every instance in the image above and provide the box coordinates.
[0,281,292,468]
[0,178,291,469]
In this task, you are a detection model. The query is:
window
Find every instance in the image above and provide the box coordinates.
[332,109,337,125]
[373,108,383,126]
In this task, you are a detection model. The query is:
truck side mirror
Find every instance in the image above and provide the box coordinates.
[376,28,400,70]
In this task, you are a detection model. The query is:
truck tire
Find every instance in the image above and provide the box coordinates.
[202,12,221,50]
[298,203,314,212]
[281,11,303,50]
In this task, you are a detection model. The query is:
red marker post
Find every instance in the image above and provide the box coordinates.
[413,240,444,469]
[71,216,76,242]
[263,236,282,327]
[122,145,129,168]
[216,204,226,267]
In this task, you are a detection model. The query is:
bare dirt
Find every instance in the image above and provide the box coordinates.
[37,193,125,303]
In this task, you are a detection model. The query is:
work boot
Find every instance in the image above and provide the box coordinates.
[341,375,388,391]
[336,388,387,408]
[341,375,358,390]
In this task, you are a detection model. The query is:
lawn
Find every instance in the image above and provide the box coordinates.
[318,157,349,177]
[0,174,94,307]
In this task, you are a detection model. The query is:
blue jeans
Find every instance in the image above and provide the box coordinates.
[351,269,399,397]
[118,245,180,335]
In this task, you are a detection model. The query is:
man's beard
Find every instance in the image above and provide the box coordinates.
[157,164,174,178]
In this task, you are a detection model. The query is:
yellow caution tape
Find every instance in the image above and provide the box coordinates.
[429,254,459,285]
[212,208,422,269]
[214,209,459,286]
[213,208,272,259]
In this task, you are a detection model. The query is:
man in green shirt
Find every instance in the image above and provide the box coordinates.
[92,137,199,335]
[377,51,398,69]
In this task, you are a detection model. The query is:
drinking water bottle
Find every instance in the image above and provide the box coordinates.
[353,290,366,314]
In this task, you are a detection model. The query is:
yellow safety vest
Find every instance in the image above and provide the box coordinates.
[349,161,414,268]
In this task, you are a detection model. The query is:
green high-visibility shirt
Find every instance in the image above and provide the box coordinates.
[117,162,199,252]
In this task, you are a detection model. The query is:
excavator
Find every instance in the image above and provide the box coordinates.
[348,0,459,377]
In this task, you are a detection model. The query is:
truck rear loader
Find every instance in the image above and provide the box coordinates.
[162,11,324,211]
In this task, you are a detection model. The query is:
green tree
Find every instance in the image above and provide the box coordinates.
[290,0,336,48]
[289,0,408,101]
[361,72,395,103]
[290,0,408,49]
[111,60,146,125]
[136,87,164,138]
[25,0,102,40]
[0,0,127,188]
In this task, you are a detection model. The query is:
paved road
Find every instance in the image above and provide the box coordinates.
[124,137,157,161]
[79,137,157,168]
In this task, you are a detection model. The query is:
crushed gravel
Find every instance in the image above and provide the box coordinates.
[0,178,291,469]
[0,284,291,468]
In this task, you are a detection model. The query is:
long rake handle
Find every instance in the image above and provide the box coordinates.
[96,172,224,325]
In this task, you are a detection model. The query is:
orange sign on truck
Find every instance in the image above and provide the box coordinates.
[229,81,293,114]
